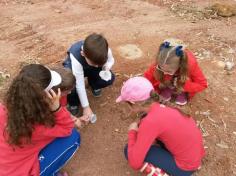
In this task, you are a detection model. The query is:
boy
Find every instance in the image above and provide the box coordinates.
[52,67,88,126]
[63,33,115,117]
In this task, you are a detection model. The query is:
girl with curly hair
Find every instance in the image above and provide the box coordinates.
[0,64,80,176]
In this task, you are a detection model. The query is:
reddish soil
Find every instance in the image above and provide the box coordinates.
[0,0,236,175]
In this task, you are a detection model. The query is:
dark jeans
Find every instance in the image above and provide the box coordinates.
[67,72,115,107]
[124,145,195,176]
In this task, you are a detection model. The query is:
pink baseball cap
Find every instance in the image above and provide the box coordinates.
[116,76,154,103]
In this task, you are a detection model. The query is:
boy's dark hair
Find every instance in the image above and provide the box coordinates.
[5,64,55,146]
[52,67,76,92]
[83,33,108,66]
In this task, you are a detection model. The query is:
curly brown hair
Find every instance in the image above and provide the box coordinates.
[5,64,55,146]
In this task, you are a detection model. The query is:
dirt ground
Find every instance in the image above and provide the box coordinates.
[0,0,236,175]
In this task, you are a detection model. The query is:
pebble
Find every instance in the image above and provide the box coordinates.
[217,61,225,68]
[229,86,236,92]
[224,61,235,71]
[228,48,235,54]
[216,143,229,149]
[114,129,119,132]
[223,97,229,102]
[54,9,62,13]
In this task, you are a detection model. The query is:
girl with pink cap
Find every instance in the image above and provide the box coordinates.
[116,76,205,176]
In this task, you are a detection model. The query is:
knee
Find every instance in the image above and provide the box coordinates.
[71,128,81,145]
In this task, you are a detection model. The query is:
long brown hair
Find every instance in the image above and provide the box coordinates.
[5,64,55,146]
[154,43,188,89]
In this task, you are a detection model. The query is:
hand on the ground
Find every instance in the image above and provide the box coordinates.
[71,115,82,128]
[45,88,61,112]
[128,122,139,131]
[83,106,93,121]
[79,115,90,124]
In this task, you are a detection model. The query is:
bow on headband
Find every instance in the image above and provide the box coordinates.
[160,41,184,57]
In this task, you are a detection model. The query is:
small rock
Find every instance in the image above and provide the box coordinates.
[115,73,121,77]
[217,61,225,68]
[114,129,119,132]
[216,143,229,149]
[233,131,236,135]
[0,71,10,79]
[54,9,62,13]
[228,48,235,54]
[224,61,235,71]
[126,171,130,175]
[223,97,229,101]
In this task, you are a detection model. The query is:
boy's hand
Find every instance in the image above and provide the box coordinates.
[45,88,61,112]
[79,115,90,124]
[102,65,109,71]
[83,106,93,121]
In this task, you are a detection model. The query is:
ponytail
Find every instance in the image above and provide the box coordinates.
[5,74,55,146]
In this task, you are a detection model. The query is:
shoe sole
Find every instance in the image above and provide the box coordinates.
[160,96,171,102]
[175,101,187,106]
[93,94,102,97]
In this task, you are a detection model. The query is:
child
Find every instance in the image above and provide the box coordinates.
[52,67,90,125]
[144,40,207,105]
[0,64,80,176]
[63,33,115,117]
[52,67,76,107]
[116,76,205,176]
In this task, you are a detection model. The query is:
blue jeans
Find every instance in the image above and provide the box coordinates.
[39,129,80,176]
[124,145,194,176]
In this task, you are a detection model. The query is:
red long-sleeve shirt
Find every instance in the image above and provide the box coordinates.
[128,103,205,171]
[0,104,74,176]
[144,50,208,98]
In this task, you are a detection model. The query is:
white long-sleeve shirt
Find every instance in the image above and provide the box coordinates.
[70,48,115,108]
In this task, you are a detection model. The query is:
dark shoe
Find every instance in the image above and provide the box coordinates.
[67,105,79,116]
[91,88,102,97]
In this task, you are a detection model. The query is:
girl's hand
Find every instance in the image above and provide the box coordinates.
[45,88,61,112]
[128,122,139,131]
[71,116,82,128]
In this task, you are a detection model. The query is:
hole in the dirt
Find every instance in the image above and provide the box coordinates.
[118,44,143,60]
